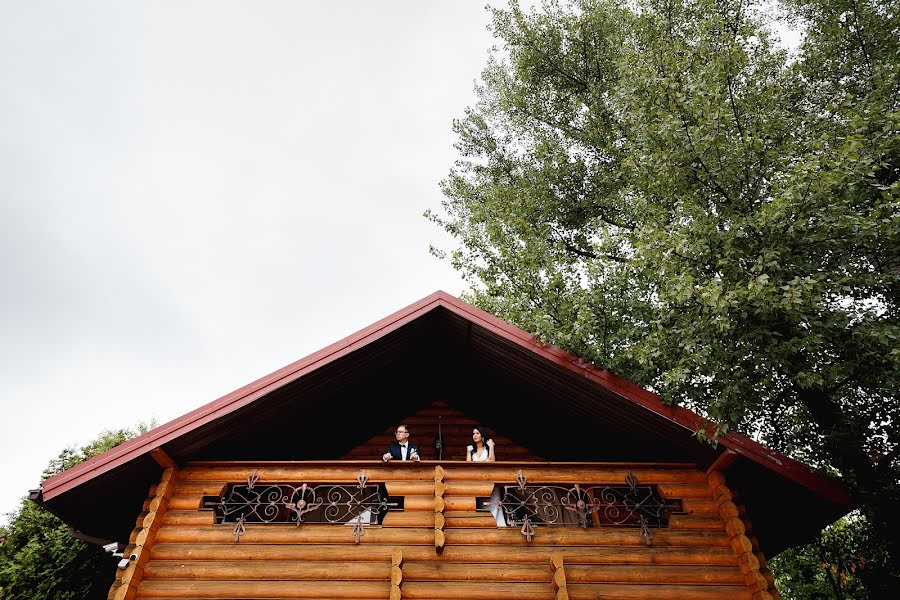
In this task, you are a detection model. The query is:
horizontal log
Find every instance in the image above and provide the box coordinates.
[403,561,537,582]
[186,460,698,468]
[565,565,743,585]
[707,471,727,488]
[443,510,488,518]
[444,496,475,511]
[143,560,391,580]
[404,496,441,511]
[669,515,725,531]
[731,535,754,555]
[162,511,213,526]
[346,442,530,453]
[680,499,719,515]
[343,450,537,461]
[385,481,434,495]
[443,528,732,548]
[380,446,532,458]
[399,562,743,585]
[401,581,553,599]
[727,518,747,538]
[179,463,702,481]
[441,467,706,484]
[739,553,760,574]
[343,454,537,463]
[172,482,226,496]
[444,481,496,496]
[573,583,752,600]
[155,525,435,545]
[719,501,740,520]
[153,524,731,547]
[168,496,205,511]
[136,579,389,599]
[445,515,499,528]
[149,543,737,566]
[382,512,435,527]
[712,485,733,503]
[178,466,437,482]
[656,484,714,499]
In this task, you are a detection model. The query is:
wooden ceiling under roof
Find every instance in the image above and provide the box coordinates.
[343,400,543,462]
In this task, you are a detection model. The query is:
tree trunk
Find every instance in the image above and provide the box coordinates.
[797,387,900,594]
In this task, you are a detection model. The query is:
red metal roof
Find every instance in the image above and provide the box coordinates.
[38,290,850,552]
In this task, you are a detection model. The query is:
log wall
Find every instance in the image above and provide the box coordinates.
[342,402,542,461]
[116,461,775,600]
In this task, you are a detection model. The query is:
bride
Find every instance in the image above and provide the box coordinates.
[466,426,496,462]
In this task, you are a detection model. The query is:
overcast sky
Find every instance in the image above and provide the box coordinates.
[0,1,510,523]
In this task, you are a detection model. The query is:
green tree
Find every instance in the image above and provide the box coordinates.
[430,0,899,594]
[0,423,154,600]
[771,513,879,599]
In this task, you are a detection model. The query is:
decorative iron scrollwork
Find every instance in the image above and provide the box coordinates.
[201,470,401,543]
[485,470,681,546]
[516,469,528,491]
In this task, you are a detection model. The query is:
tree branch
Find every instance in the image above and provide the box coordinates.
[849,0,874,78]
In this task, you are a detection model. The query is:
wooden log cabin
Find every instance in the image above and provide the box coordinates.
[32,291,851,600]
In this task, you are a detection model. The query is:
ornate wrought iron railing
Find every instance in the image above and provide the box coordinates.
[483,470,682,545]
[200,470,401,543]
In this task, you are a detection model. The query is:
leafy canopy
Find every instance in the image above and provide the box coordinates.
[429,0,899,592]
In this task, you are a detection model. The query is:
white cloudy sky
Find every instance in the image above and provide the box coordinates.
[0,1,511,523]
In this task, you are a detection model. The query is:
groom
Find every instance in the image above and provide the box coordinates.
[382,425,420,462]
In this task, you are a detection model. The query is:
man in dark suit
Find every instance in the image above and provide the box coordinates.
[382,424,420,461]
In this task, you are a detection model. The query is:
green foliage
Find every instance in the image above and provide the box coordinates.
[0,499,110,600]
[430,0,899,594]
[772,512,889,599]
[0,422,154,600]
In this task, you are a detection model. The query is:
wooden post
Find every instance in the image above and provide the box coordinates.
[111,467,178,600]
[708,470,775,600]
[390,547,403,600]
[434,465,446,553]
[549,551,569,600]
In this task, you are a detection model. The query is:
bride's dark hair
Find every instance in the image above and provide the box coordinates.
[470,426,491,458]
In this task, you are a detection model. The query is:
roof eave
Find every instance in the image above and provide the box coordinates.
[40,290,851,513]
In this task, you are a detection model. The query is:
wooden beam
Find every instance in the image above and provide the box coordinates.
[706,449,739,475]
[149,447,176,469]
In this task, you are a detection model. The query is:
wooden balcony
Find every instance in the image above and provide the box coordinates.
[110,460,773,600]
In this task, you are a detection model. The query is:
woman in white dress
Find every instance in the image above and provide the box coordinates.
[466,426,495,462]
